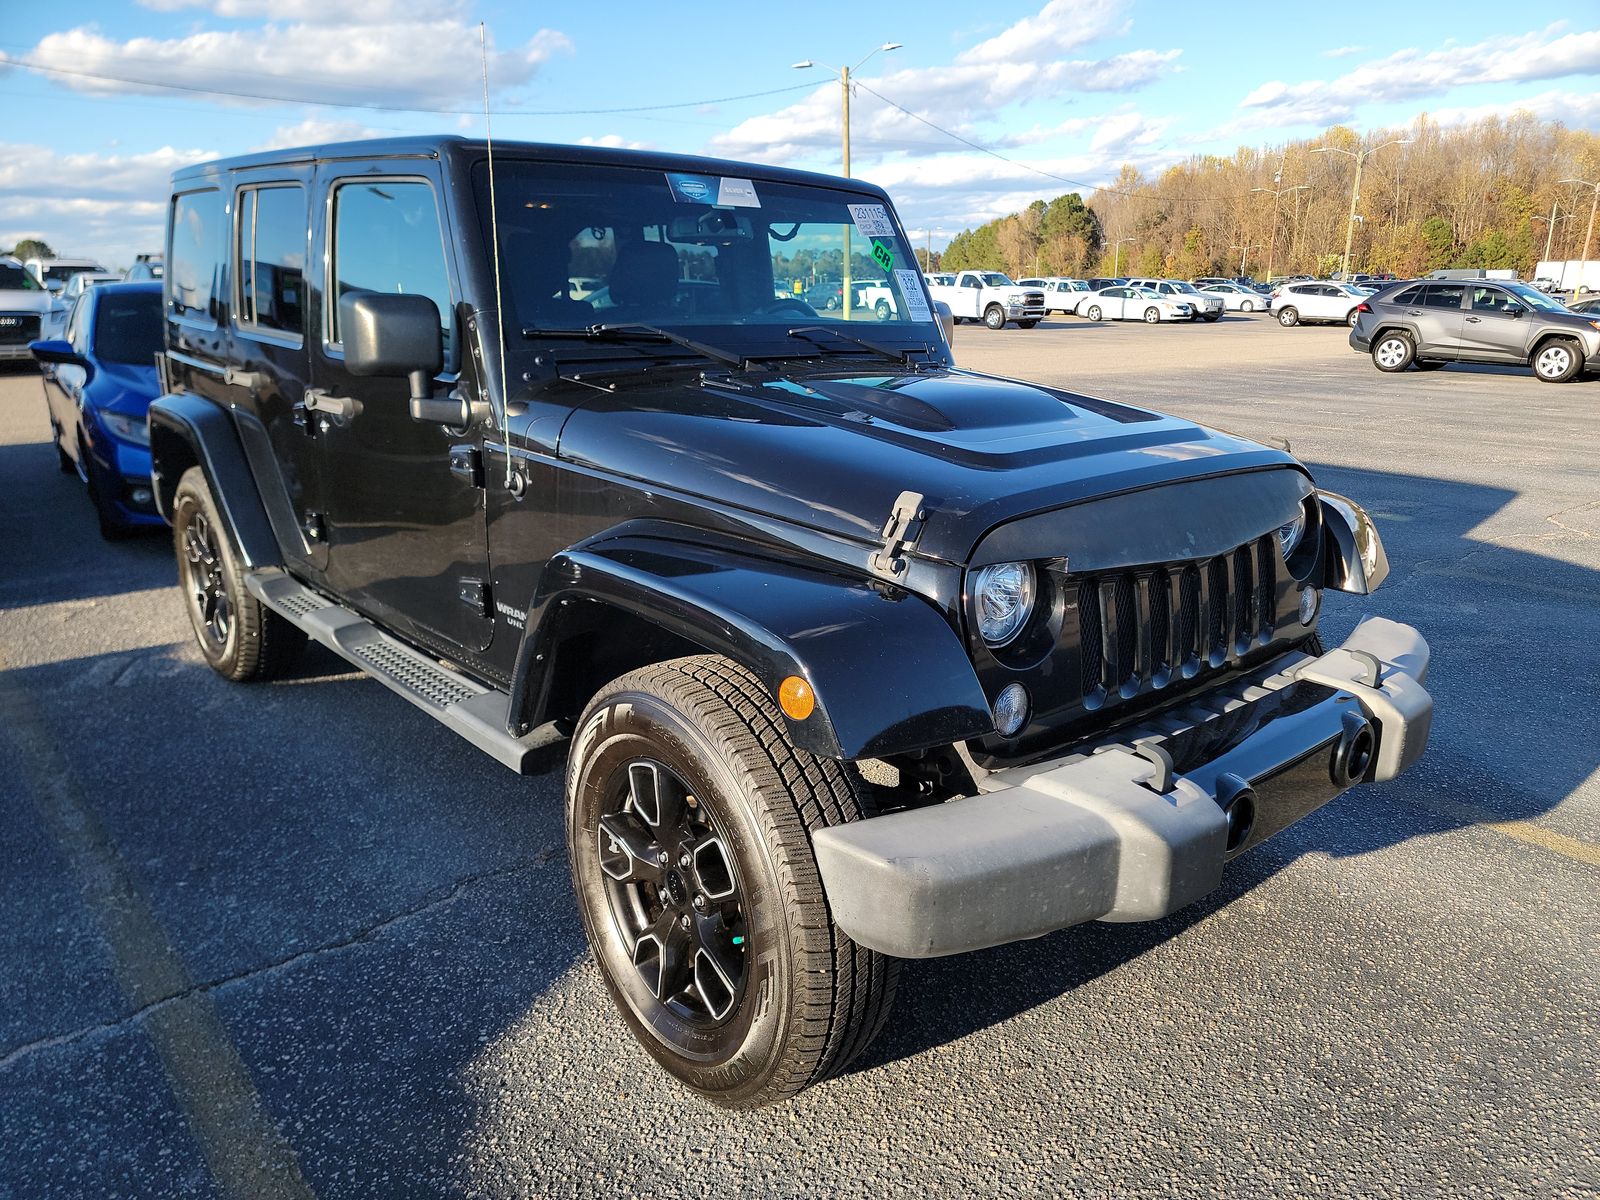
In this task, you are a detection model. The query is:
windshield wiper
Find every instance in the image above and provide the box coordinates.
[785,325,927,367]
[522,322,746,370]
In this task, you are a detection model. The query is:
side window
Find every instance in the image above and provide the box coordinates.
[236,184,307,338]
[1392,285,1423,305]
[1471,286,1520,313]
[169,188,226,323]
[65,295,89,353]
[330,179,453,358]
[964,276,982,289]
[1420,284,1465,309]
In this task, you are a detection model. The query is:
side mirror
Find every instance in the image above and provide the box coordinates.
[933,300,955,345]
[339,292,461,424]
[30,338,93,382]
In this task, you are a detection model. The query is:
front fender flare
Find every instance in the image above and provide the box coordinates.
[509,532,993,760]
[1319,490,1389,594]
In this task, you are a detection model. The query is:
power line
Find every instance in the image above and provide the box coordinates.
[0,55,819,116]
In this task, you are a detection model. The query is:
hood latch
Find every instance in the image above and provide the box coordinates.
[870,490,927,580]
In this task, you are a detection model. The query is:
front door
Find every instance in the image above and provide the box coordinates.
[310,168,493,653]
[956,274,984,318]
[1459,285,1533,362]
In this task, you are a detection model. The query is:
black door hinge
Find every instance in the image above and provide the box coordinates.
[449,445,484,488]
[459,577,491,617]
[302,511,325,542]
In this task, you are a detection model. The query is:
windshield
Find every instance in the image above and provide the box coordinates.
[1501,281,1567,312]
[93,291,163,365]
[45,264,99,283]
[474,161,937,349]
[0,264,42,291]
[980,272,1015,287]
[1169,281,1200,294]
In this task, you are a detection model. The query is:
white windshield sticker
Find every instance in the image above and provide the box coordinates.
[848,203,895,237]
[893,268,931,322]
[664,173,761,207]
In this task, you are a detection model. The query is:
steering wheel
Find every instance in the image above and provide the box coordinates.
[758,298,817,318]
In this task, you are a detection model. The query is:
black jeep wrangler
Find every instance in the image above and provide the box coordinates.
[150,137,1433,1108]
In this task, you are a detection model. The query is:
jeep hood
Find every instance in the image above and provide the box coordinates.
[552,365,1303,564]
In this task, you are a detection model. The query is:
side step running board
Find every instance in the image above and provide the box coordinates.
[245,569,563,773]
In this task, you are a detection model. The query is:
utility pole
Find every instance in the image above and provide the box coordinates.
[793,43,901,320]
[1557,178,1600,290]
[1313,137,1411,279]
[1112,236,1134,277]
[1252,179,1310,282]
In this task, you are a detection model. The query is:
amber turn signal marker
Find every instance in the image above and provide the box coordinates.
[778,676,815,721]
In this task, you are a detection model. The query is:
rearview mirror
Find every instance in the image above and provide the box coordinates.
[667,211,753,244]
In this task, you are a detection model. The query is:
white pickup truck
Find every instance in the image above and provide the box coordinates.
[925,270,1046,330]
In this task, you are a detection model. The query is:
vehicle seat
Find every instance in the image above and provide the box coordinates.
[504,231,593,329]
[607,241,680,317]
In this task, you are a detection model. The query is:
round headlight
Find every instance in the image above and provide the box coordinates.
[1278,511,1306,560]
[972,561,1036,648]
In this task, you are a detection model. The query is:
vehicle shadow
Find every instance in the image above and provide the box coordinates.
[855,459,1597,1069]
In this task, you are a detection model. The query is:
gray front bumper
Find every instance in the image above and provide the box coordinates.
[813,616,1432,958]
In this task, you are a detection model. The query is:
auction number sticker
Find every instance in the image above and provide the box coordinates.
[848,203,895,237]
[893,268,932,322]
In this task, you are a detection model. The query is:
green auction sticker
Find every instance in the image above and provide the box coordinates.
[870,239,894,272]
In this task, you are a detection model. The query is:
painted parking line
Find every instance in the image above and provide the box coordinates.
[0,661,316,1200]
[1409,793,1600,868]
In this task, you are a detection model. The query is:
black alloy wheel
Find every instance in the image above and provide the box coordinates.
[567,656,898,1108]
[596,758,748,1026]
[182,506,232,651]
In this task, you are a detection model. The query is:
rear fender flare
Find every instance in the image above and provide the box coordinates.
[148,393,280,568]
[508,528,993,760]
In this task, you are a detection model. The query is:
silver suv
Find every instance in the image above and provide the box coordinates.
[1351,280,1600,383]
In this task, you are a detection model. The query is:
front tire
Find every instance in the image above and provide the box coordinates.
[1278,307,1299,327]
[1143,306,1160,324]
[1372,331,1416,373]
[1016,319,1038,329]
[1241,300,1255,313]
[1204,311,1222,322]
[983,305,1006,330]
[1533,338,1582,383]
[172,466,305,680]
[567,656,898,1109]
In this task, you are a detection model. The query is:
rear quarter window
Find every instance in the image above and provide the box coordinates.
[169,188,226,324]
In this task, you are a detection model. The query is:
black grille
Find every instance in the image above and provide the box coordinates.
[0,313,40,347]
[1075,535,1278,705]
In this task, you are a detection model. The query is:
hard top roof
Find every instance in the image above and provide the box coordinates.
[171,134,887,199]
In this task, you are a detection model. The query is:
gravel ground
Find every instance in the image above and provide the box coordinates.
[1,315,1596,1199]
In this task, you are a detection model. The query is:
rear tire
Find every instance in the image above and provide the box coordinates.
[1278,307,1299,327]
[172,466,305,681]
[1533,338,1582,383]
[1372,331,1416,373]
[1345,308,1360,327]
[1086,305,1103,322]
[567,655,898,1109]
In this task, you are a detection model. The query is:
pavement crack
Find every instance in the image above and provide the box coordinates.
[1545,500,1600,541]
[0,848,563,1072]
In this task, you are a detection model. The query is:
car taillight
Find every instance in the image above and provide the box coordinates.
[1355,302,1372,313]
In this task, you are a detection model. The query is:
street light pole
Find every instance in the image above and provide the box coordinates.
[1556,178,1600,288]
[1112,236,1135,277]
[1230,243,1262,278]
[793,42,902,319]
[1313,137,1411,280]
[1252,182,1310,283]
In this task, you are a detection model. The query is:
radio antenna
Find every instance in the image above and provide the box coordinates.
[480,22,513,488]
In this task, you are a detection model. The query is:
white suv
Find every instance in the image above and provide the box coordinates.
[1125,278,1224,321]
[1271,281,1365,327]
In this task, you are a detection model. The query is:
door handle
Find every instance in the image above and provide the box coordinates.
[1465,316,1482,323]
[302,388,361,420]
[1405,310,1422,316]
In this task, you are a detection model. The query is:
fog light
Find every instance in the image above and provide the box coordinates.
[1299,586,1321,625]
[992,683,1029,737]
[131,487,153,506]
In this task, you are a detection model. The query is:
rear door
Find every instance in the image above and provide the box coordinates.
[310,166,493,653]
[1409,283,1466,355]
[1460,285,1532,362]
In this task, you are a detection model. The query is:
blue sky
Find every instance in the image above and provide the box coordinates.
[3,1,1597,268]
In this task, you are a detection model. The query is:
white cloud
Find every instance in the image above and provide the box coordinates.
[1240,24,1600,126]
[1322,45,1367,59]
[0,142,214,267]
[250,118,384,151]
[711,0,1176,163]
[577,134,655,151]
[17,17,573,111]
[1426,88,1600,130]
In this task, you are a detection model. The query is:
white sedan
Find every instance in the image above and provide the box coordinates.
[1198,282,1267,313]
[1074,285,1193,323]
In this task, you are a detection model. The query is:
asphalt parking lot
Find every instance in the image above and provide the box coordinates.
[1,314,1596,1198]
